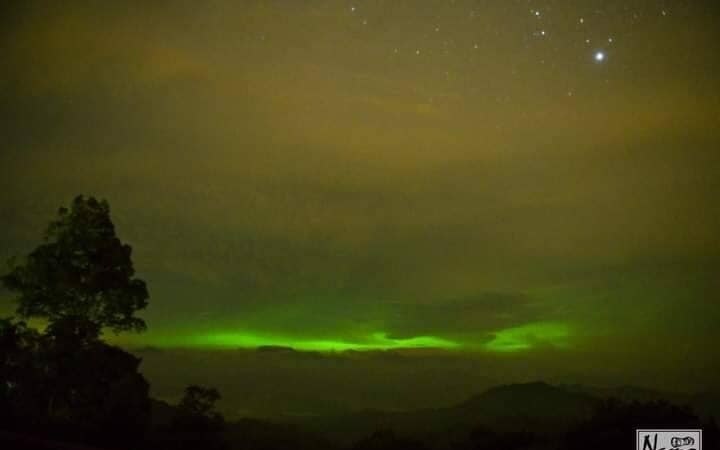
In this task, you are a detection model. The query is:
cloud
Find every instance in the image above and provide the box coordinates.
[384,292,545,340]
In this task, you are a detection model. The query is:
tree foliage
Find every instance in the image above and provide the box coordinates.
[2,195,149,335]
[0,318,46,425]
[173,385,225,431]
[0,196,152,448]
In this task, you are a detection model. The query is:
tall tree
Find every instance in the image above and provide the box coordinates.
[174,385,224,431]
[170,385,227,450]
[0,196,152,446]
[2,195,149,338]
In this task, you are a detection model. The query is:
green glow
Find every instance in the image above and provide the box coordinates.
[140,331,460,351]
[112,323,576,353]
[484,322,571,353]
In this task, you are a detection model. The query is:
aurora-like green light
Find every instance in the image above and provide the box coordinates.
[141,331,460,351]
[484,321,571,353]
[112,322,573,353]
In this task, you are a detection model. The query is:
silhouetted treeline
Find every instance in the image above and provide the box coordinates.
[0,317,149,447]
[1,196,226,450]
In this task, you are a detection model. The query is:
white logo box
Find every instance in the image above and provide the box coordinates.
[636,429,702,450]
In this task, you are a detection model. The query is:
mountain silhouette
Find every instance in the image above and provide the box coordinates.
[293,381,599,445]
[561,384,720,420]
[457,381,597,421]
[3,381,716,450]
[290,381,720,447]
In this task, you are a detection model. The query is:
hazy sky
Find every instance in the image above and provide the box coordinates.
[1,0,719,409]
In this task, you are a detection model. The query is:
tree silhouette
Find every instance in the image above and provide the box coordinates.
[0,318,46,428]
[164,385,227,450]
[173,385,225,431]
[0,196,151,448]
[2,195,149,338]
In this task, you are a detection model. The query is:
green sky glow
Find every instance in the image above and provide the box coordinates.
[111,322,574,353]
[132,331,460,352]
[484,322,571,353]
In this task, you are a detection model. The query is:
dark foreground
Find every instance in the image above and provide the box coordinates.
[2,382,719,450]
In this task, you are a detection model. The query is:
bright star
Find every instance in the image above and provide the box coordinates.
[594,51,606,62]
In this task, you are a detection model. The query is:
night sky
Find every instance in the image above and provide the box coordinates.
[1,0,720,414]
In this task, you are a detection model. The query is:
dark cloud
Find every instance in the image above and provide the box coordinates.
[384,292,544,339]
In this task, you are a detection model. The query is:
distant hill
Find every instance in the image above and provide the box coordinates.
[8,383,714,450]
[145,382,719,449]
[293,381,599,445]
[561,384,720,420]
[288,381,720,446]
[224,418,337,450]
[459,382,596,418]
[147,398,337,450]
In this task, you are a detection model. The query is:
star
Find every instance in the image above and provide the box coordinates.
[594,51,606,62]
